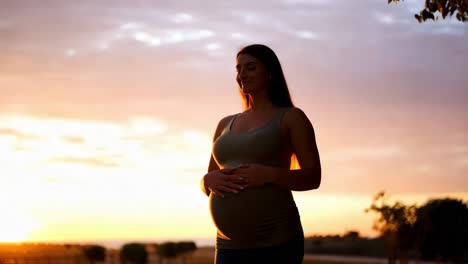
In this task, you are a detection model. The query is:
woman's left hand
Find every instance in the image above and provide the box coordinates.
[234,163,284,188]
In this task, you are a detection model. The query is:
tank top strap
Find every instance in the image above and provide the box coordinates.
[274,107,290,127]
[226,113,239,131]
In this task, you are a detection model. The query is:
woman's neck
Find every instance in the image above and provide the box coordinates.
[248,95,275,112]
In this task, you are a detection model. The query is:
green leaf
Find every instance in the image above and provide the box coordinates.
[415,14,423,22]
[428,2,438,12]
[449,6,457,16]
[421,9,435,21]
[442,7,449,18]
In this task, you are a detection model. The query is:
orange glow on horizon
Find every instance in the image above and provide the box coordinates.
[1,113,467,243]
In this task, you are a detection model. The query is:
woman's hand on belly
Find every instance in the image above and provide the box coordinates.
[204,168,246,198]
[233,163,286,188]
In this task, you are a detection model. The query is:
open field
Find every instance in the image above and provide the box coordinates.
[190,247,385,264]
[0,245,382,264]
[1,244,438,264]
[165,247,435,264]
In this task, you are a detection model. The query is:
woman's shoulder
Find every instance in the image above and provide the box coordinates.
[282,107,312,126]
[282,107,307,117]
[213,113,238,137]
[218,113,238,127]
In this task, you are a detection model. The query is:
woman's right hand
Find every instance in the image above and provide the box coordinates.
[204,168,245,198]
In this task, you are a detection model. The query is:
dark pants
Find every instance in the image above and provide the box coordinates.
[214,232,304,264]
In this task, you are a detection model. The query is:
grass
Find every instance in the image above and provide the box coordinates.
[189,247,382,264]
[0,244,382,264]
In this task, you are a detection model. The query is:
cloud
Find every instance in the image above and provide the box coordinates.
[97,42,110,51]
[127,117,168,136]
[204,42,225,56]
[227,10,265,25]
[133,32,161,46]
[119,22,144,31]
[0,113,210,183]
[61,136,85,144]
[282,0,330,5]
[170,13,194,24]
[431,26,466,36]
[296,31,319,40]
[230,32,248,39]
[114,24,216,48]
[0,115,125,140]
[48,156,120,168]
[0,127,41,140]
[326,145,407,161]
[205,42,221,51]
[65,49,76,57]
[375,13,395,25]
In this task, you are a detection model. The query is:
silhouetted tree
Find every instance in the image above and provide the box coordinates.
[343,230,360,241]
[83,245,106,264]
[388,0,468,22]
[175,241,197,255]
[158,241,197,263]
[158,242,177,259]
[366,192,417,264]
[415,198,468,262]
[157,241,197,262]
[120,243,147,264]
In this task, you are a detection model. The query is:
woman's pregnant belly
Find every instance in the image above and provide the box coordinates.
[209,186,298,242]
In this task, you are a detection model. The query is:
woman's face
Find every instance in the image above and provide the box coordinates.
[236,54,270,95]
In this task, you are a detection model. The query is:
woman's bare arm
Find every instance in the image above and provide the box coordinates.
[200,115,233,196]
[273,107,321,191]
[201,156,220,196]
[233,108,321,191]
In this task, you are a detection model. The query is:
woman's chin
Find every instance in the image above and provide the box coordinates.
[241,87,253,94]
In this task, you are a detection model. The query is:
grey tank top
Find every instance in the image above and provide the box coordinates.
[210,108,302,249]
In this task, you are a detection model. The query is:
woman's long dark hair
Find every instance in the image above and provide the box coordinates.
[237,44,294,109]
[237,45,300,169]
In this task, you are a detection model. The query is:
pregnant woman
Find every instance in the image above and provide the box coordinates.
[200,44,322,264]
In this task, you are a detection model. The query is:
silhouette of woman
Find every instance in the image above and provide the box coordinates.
[200,44,321,264]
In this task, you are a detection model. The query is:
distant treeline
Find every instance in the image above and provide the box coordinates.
[84,241,197,264]
[306,193,468,263]
[305,231,387,257]
[0,241,198,264]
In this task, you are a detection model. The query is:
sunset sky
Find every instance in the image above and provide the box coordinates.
[1,0,467,247]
